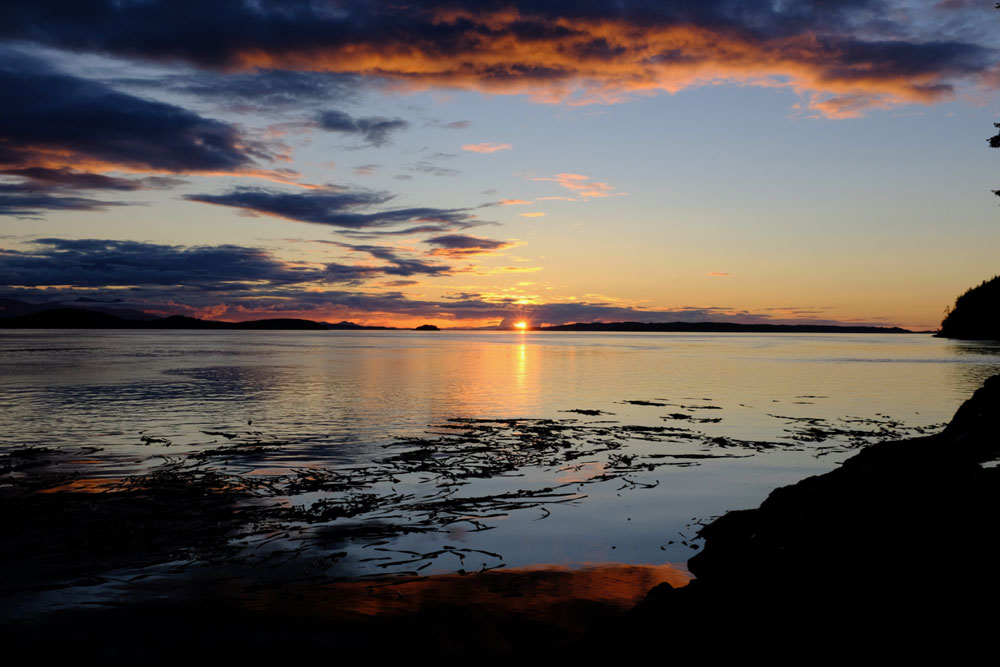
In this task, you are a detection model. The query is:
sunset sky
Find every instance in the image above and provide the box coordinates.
[2,1,999,329]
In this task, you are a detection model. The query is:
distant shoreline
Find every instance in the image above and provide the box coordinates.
[0,307,925,333]
[536,321,920,334]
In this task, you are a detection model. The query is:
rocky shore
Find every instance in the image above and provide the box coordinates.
[606,374,1000,657]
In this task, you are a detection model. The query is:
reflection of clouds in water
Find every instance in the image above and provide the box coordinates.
[556,461,606,484]
[284,562,691,622]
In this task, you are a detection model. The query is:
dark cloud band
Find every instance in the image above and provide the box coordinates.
[0,49,258,174]
[0,238,322,289]
[0,186,129,217]
[424,234,512,257]
[186,186,481,230]
[1,2,994,116]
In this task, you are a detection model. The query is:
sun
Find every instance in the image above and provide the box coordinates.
[514,321,528,330]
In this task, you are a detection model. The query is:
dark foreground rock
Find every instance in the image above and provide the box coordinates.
[600,374,1000,658]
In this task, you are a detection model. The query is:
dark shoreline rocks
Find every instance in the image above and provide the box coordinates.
[603,374,1000,656]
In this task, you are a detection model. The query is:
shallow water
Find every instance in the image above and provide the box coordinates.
[2,330,1000,597]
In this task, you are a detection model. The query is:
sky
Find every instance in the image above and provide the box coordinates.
[1,1,999,330]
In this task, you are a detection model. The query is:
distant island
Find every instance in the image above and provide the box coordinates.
[938,275,1000,340]
[0,298,921,333]
[537,321,916,334]
[0,307,397,331]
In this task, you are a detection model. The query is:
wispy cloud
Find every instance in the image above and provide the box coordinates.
[325,241,454,278]
[2,167,186,192]
[0,167,186,217]
[132,68,361,113]
[316,110,410,147]
[409,162,460,177]
[462,143,512,153]
[0,185,131,217]
[186,186,481,231]
[532,173,620,199]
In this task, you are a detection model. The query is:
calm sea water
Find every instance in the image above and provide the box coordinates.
[3,330,1000,585]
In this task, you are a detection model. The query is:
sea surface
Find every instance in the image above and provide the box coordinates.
[3,330,1000,614]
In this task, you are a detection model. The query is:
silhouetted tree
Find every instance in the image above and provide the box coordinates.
[992,122,1000,199]
[940,275,1000,339]
[940,54,1000,339]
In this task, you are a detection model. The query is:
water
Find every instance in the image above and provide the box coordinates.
[3,330,1000,603]
[5,330,997,445]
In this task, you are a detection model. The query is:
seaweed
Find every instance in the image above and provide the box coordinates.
[0,401,941,599]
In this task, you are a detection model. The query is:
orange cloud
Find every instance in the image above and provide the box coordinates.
[3,148,319,189]
[707,272,730,277]
[500,199,532,205]
[803,93,899,120]
[227,9,983,118]
[533,173,620,199]
[11,5,992,124]
[462,142,513,153]
[518,212,546,217]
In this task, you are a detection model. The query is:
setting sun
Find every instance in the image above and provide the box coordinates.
[514,321,528,330]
